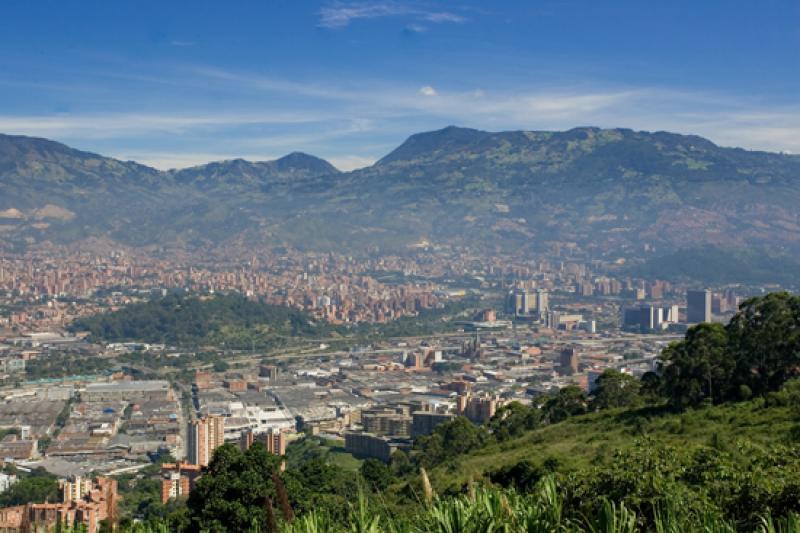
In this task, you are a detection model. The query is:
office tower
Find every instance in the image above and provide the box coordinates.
[506,287,531,316]
[535,289,549,315]
[640,305,663,331]
[504,290,516,314]
[520,289,530,315]
[187,415,225,467]
[623,308,642,328]
[687,289,712,323]
[724,289,739,311]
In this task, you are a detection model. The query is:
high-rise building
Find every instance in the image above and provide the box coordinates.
[520,289,530,315]
[535,289,549,315]
[187,420,206,467]
[61,476,93,503]
[187,415,225,467]
[263,428,288,456]
[506,287,531,316]
[640,305,664,331]
[240,428,288,456]
[664,305,680,323]
[559,348,579,375]
[160,461,201,503]
[457,394,500,424]
[687,289,712,323]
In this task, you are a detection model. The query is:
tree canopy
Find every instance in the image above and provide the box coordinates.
[590,369,642,410]
[660,292,800,408]
[71,293,322,348]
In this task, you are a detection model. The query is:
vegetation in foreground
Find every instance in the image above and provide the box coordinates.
[56,292,800,531]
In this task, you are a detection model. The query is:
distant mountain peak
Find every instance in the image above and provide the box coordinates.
[169,152,339,187]
[273,152,340,174]
[377,126,490,165]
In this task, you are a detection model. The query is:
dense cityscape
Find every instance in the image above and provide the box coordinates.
[3,0,800,531]
[0,237,783,530]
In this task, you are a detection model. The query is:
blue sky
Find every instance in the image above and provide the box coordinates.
[1,0,799,170]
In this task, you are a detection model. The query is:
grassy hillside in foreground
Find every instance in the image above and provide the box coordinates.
[424,399,799,493]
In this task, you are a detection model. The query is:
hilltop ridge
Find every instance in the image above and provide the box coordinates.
[1,126,799,254]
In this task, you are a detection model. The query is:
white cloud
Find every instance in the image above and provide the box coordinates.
[318,1,466,28]
[7,63,800,163]
[0,111,331,139]
[418,85,437,97]
[422,12,465,23]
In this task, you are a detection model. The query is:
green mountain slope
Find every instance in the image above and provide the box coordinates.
[2,127,800,255]
[423,400,799,493]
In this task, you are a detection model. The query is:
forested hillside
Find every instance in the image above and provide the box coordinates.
[70,294,322,348]
[3,127,800,257]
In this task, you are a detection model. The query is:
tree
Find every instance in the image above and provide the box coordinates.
[487,401,541,441]
[727,292,800,396]
[639,371,663,403]
[660,322,731,408]
[0,475,58,506]
[390,450,414,477]
[542,386,588,423]
[187,443,285,532]
[591,370,641,410]
[360,459,394,492]
[414,417,489,468]
[212,360,229,373]
[283,458,359,522]
[489,460,543,492]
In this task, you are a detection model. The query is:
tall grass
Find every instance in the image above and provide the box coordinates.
[110,473,800,533]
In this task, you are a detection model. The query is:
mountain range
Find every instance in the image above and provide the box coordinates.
[2,126,800,257]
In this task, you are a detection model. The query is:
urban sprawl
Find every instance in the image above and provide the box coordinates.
[0,243,782,531]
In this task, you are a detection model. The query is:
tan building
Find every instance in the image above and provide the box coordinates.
[187,415,225,467]
[239,428,288,456]
[361,409,412,437]
[0,477,117,533]
[82,380,173,402]
[60,476,93,502]
[160,462,202,504]
[457,394,502,424]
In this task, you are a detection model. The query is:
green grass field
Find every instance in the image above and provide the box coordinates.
[426,399,799,491]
